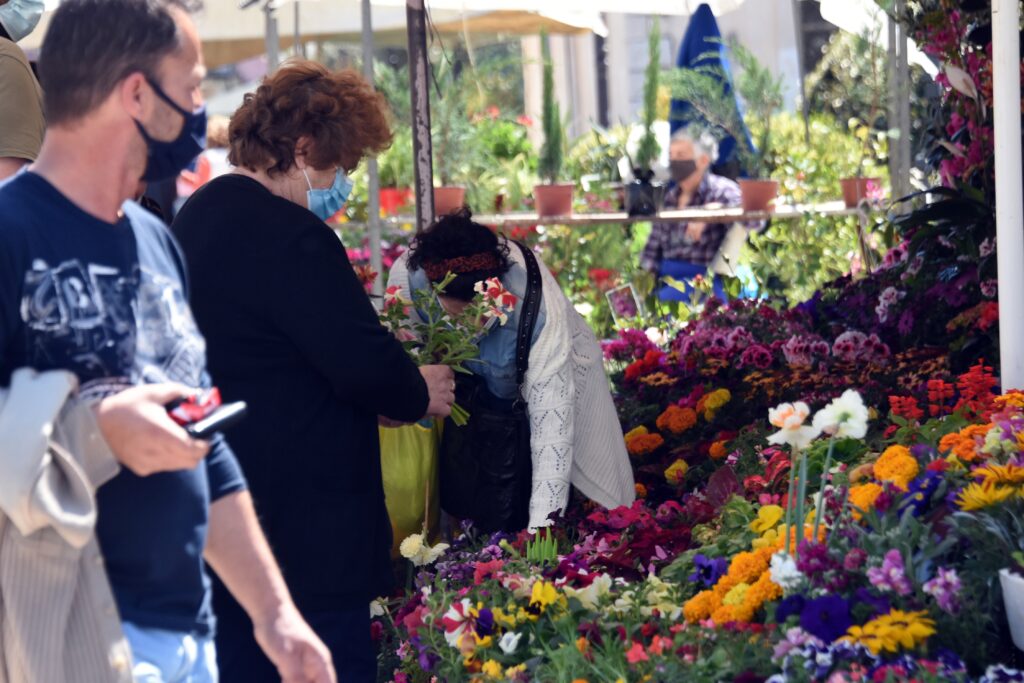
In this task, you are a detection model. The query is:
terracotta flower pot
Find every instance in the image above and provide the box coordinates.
[738,179,779,212]
[533,183,575,218]
[840,177,882,208]
[1001,569,1024,651]
[433,186,466,216]
[379,187,413,215]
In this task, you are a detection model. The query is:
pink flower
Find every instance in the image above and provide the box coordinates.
[867,549,913,596]
[923,567,962,614]
[625,640,649,664]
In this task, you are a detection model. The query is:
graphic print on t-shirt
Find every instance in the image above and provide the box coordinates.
[19,256,206,400]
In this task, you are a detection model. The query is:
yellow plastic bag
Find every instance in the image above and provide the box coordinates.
[380,421,441,558]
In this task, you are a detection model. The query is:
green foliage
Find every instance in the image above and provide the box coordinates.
[538,30,564,183]
[731,40,785,177]
[666,39,784,178]
[377,125,414,188]
[525,528,560,565]
[565,125,631,183]
[738,112,889,303]
[633,19,662,174]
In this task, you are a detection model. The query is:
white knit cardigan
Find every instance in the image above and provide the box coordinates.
[389,247,635,529]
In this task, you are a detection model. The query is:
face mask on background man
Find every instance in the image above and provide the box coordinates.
[0,0,45,43]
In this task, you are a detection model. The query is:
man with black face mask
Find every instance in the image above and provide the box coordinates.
[0,1,335,681]
[0,0,45,180]
[640,129,759,302]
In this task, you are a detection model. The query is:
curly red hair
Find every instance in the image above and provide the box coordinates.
[228,59,393,175]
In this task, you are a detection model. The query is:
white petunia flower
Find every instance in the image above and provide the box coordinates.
[498,631,522,655]
[812,389,869,439]
[769,552,804,592]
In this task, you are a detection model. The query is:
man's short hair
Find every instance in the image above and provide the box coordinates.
[671,128,719,162]
[38,0,201,126]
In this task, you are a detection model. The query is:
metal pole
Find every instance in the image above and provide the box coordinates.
[886,12,901,200]
[993,0,1024,390]
[264,2,280,71]
[790,0,810,144]
[362,0,384,298]
[896,0,911,202]
[406,0,435,232]
[294,1,304,58]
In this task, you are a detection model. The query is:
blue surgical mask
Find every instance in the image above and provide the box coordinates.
[133,77,207,182]
[303,167,353,222]
[0,0,44,43]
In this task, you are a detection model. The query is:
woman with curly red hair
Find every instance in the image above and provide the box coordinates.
[171,59,456,683]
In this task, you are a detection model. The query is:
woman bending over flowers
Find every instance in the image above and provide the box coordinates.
[388,209,635,531]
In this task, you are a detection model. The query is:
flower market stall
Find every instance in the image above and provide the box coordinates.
[365,1,1024,681]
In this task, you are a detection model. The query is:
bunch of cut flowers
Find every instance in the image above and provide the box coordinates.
[379,272,518,425]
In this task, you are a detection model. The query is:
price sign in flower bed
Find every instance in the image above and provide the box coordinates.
[379,274,518,425]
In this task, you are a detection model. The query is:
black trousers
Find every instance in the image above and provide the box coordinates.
[215,600,376,683]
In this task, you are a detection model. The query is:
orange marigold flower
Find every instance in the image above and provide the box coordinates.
[938,424,993,462]
[656,405,698,434]
[635,483,648,499]
[849,482,884,520]
[873,445,920,490]
[727,550,771,584]
[627,432,664,457]
[683,590,717,623]
[709,440,729,460]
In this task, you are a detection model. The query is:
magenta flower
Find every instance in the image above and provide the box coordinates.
[923,567,962,614]
[867,549,913,596]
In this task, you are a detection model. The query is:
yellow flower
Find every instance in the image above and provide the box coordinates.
[956,481,1017,511]
[750,505,784,533]
[529,580,559,611]
[752,527,780,550]
[723,582,750,607]
[481,660,504,679]
[873,445,920,490]
[505,665,527,680]
[975,463,1024,486]
[701,388,732,420]
[624,426,649,441]
[844,609,935,655]
[665,458,689,485]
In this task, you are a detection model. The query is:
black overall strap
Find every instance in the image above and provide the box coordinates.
[513,240,543,393]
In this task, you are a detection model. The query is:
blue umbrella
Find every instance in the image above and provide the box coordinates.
[669,2,754,176]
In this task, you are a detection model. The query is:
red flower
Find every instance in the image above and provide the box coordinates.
[625,640,649,664]
[516,114,533,127]
[473,559,504,585]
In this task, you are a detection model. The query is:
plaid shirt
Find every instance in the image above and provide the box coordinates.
[640,172,746,271]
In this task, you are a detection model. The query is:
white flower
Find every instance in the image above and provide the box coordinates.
[645,326,669,346]
[441,598,472,647]
[399,533,450,567]
[498,631,522,655]
[369,599,385,618]
[770,552,804,592]
[767,402,821,450]
[562,574,613,610]
[812,390,869,439]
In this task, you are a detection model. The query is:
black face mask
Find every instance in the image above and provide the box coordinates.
[670,159,698,183]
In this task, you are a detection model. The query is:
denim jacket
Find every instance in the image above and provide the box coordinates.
[407,262,547,401]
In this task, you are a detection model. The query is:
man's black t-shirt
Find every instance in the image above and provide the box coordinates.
[0,171,246,635]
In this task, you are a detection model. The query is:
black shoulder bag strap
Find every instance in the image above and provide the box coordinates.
[512,240,543,404]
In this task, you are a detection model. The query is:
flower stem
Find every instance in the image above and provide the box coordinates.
[794,448,809,561]
[783,446,799,555]
[812,436,837,540]
[450,403,470,427]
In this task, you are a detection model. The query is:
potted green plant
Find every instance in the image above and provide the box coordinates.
[430,60,476,215]
[625,18,665,217]
[533,29,574,218]
[378,125,415,215]
[667,39,784,211]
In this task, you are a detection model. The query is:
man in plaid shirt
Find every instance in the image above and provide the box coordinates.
[640,130,762,301]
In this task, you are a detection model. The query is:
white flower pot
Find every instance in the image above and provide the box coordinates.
[1000,568,1024,651]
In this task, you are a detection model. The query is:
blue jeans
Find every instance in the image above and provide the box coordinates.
[123,622,218,683]
[656,259,727,302]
